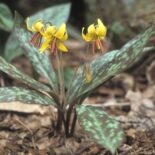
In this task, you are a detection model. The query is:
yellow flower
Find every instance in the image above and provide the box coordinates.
[26,17,44,48]
[82,18,107,53]
[40,23,68,54]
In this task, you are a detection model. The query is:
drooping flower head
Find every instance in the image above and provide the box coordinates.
[82,18,107,53]
[40,23,68,55]
[26,18,44,48]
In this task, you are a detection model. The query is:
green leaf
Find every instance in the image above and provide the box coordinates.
[4,3,71,61]
[0,56,51,92]
[64,68,74,88]
[13,12,58,93]
[76,105,124,154]
[29,3,71,26]
[0,87,55,105]
[67,26,155,104]
[0,3,14,31]
[4,32,22,61]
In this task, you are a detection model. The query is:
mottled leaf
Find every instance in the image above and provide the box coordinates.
[0,56,51,92]
[4,32,22,61]
[64,68,74,88]
[76,105,124,154]
[14,12,58,93]
[0,87,55,105]
[4,3,71,61]
[0,3,14,31]
[67,26,154,104]
[29,3,71,26]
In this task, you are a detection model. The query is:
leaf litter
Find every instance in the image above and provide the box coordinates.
[0,40,155,154]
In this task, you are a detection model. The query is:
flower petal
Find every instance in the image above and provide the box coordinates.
[33,20,44,32]
[45,26,57,35]
[88,24,95,35]
[54,23,67,40]
[82,27,92,42]
[26,17,34,32]
[61,32,68,41]
[56,42,68,52]
[96,18,107,39]
[39,38,51,53]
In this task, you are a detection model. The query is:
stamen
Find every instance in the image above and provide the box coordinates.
[51,39,56,55]
[30,32,39,44]
[96,41,100,50]
[33,35,40,47]
[92,42,96,54]
[36,35,42,48]
[98,40,104,53]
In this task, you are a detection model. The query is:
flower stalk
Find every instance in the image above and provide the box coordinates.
[26,17,107,136]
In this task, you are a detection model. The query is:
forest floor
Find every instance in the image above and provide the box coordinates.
[0,40,155,155]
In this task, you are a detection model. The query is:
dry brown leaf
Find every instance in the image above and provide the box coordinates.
[126,90,155,117]
[0,102,56,115]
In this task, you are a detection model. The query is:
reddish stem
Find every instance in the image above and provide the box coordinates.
[30,32,39,45]
[51,39,57,54]
[92,42,96,54]
[98,40,104,53]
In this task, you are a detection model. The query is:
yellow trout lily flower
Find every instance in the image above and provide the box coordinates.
[82,18,107,53]
[40,23,68,54]
[26,17,44,48]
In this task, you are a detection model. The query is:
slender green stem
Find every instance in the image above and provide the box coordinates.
[56,109,62,131]
[59,51,65,106]
[65,102,74,137]
[56,51,64,105]
[55,51,67,134]
[69,109,77,137]
[56,109,67,134]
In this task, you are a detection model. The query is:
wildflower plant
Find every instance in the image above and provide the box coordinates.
[0,3,155,154]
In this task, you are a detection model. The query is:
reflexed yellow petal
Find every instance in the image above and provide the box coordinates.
[88,24,95,35]
[82,27,92,42]
[56,42,68,52]
[45,26,57,35]
[96,41,100,49]
[54,23,67,40]
[39,39,50,53]
[42,26,57,38]
[96,18,107,38]
[97,18,104,27]
[61,32,68,41]
[33,20,44,32]
[26,17,34,32]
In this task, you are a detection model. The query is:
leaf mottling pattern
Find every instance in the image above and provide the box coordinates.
[29,3,71,26]
[14,13,58,93]
[67,26,154,104]
[0,56,51,92]
[0,87,55,105]
[76,105,124,154]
